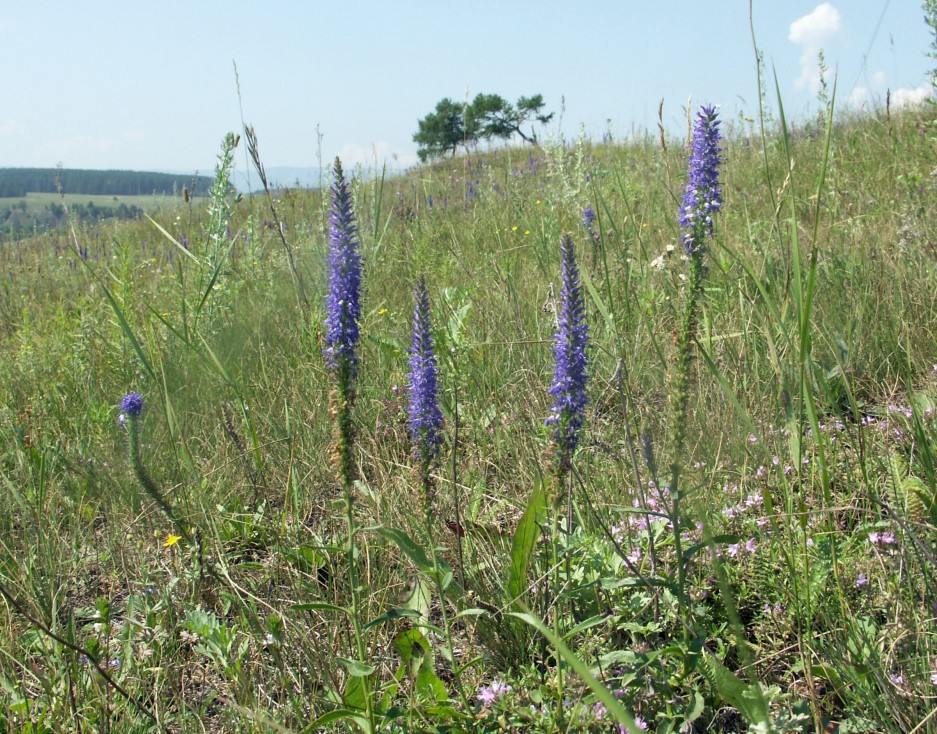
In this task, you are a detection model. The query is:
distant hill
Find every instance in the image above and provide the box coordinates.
[232,166,324,192]
[229,165,413,192]
[0,168,213,198]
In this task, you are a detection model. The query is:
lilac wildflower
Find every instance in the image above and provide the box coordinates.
[545,235,589,475]
[324,158,363,374]
[477,679,511,707]
[869,531,897,548]
[120,393,144,417]
[407,276,444,482]
[855,572,868,589]
[678,105,723,256]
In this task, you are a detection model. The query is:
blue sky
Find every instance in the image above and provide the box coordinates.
[1,1,931,174]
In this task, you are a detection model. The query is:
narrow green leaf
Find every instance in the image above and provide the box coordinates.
[364,608,421,630]
[75,256,155,380]
[580,263,617,339]
[509,611,645,734]
[562,614,607,641]
[376,527,445,578]
[292,602,348,615]
[684,534,740,562]
[145,213,199,263]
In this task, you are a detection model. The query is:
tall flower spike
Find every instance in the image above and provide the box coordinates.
[408,276,444,474]
[324,158,363,374]
[545,235,589,475]
[678,105,723,256]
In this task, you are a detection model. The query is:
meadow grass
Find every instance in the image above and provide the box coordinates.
[0,102,935,733]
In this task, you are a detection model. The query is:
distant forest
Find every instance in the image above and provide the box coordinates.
[0,168,213,198]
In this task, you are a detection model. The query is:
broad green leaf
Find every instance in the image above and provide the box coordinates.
[338,657,377,677]
[506,475,548,605]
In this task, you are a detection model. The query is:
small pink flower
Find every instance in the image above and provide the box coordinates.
[477,679,511,707]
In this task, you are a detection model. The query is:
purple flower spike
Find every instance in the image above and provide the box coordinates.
[582,207,600,243]
[545,235,589,473]
[407,276,443,469]
[120,393,144,417]
[324,158,363,374]
[678,105,723,255]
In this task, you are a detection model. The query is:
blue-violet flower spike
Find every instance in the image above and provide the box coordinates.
[408,276,443,467]
[120,393,144,417]
[545,235,589,473]
[678,105,723,256]
[324,158,363,373]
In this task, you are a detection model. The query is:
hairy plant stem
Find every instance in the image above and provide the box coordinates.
[422,502,469,708]
[668,244,706,640]
[126,415,190,544]
[549,469,572,722]
[334,369,376,731]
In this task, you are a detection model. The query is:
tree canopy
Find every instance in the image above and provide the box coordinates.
[0,168,212,198]
[413,93,554,162]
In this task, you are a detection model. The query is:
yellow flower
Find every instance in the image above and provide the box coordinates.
[535,199,542,205]
[378,308,387,315]
[511,226,518,232]
[524,230,530,235]
[163,534,182,548]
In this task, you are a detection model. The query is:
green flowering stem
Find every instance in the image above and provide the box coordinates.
[421,508,469,708]
[125,414,190,544]
[668,237,706,640]
[333,371,376,732]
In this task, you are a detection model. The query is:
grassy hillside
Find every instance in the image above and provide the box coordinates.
[0,105,935,733]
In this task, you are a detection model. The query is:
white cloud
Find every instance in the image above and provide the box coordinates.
[847,79,932,110]
[789,3,842,92]
[789,3,841,46]
[848,71,887,108]
[337,141,419,171]
[890,84,933,109]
